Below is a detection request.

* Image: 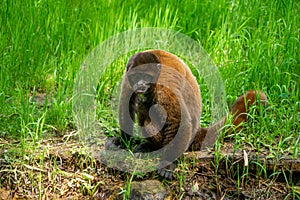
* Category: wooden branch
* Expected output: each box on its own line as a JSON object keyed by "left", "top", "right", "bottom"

{"left": 184, "top": 149, "right": 300, "bottom": 173}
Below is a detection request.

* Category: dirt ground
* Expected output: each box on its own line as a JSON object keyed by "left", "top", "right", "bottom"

{"left": 0, "top": 138, "right": 299, "bottom": 199}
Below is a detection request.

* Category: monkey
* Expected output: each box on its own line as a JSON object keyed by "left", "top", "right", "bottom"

{"left": 108, "top": 50, "right": 268, "bottom": 179}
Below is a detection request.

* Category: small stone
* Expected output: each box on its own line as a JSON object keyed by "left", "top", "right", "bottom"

{"left": 129, "top": 180, "right": 170, "bottom": 200}
{"left": 0, "top": 189, "right": 11, "bottom": 200}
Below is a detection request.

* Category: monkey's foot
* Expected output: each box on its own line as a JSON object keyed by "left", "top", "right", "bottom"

{"left": 157, "top": 162, "right": 176, "bottom": 179}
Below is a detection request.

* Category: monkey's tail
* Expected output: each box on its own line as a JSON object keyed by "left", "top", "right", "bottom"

{"left": 189, "top": 90, "right": 268, "bottom": 151}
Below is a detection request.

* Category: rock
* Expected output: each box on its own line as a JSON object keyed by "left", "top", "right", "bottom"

{"left": 0, "top": 189, "right": 11, "bottom": 200}
{"left": 129, "top": 180, "right": 170, "bottom": 200}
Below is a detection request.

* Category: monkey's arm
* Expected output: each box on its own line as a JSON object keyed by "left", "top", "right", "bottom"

{"left": 117, "top": 78, "right": 136, "bottom": 145}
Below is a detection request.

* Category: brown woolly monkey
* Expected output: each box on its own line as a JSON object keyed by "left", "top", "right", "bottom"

{"left": 110, "top": 49, "right": 267, "bottom": 179}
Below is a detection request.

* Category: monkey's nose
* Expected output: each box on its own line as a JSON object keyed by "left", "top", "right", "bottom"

{"left": 133, "top": 81, "right": 149, "bottom": 94}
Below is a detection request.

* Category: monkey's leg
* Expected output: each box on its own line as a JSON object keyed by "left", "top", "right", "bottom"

{"left": 158, "top": 102, "right": 192, "bottom": 179}
{"left": 189, "top": 117, "right": 226, "bottom": 151}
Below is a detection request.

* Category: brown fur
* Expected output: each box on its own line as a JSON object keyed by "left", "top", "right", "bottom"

{"left": 230, "top": 90, "right": 268, "bottom": 132}
{"left": 115, "top": 50, "right": 268, "bottom": 178}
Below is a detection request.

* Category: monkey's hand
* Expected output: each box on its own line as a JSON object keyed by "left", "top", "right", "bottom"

{"left": 105, "top": 137, "right": 123, "bottom": 150}
{"left": 133, "top": 141, "right": 159, "bottom": 153}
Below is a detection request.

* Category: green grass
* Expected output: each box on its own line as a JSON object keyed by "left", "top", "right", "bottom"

{"left": 0, "top": 0, "right": 299, "bottom": 199}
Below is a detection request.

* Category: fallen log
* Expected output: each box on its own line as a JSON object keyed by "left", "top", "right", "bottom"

{"left": 184, "top": 149, "right": 300, "bottom": 173}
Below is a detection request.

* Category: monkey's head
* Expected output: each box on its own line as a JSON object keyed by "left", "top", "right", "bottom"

{"left": 126, "top": 52, "right": 161, "bottom": 94}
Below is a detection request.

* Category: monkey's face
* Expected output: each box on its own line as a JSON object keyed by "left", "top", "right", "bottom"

{"left": 126, "top": 64, "right": 161, "bottom": 94}
{"left": 128, "top": 73, "right": 153, "bottom": 94}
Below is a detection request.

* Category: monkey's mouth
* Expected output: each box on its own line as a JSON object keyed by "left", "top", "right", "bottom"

{"left": 133, "top": 83, "right": 150, "bottom": 94}
{"left": 135, "top": 88, "right": 148, "bottom": 94}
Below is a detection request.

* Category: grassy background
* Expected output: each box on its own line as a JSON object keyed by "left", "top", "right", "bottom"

{"left": 1, "top": 0, "right": 298, "bottom": 148}
{"left": 0, "top": 0, "right": 299, "bottom": 197}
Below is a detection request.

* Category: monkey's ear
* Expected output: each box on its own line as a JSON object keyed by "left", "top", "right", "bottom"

{"left": 126, "top": 51, "right": 160, "bottom": 71}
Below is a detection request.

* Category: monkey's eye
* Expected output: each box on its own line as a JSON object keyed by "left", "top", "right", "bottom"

{"left": 142, "top": 74, "right": 153, "bottom": 83}
{"left": 128, "top": 73, "right": 153, "bottom": 85}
